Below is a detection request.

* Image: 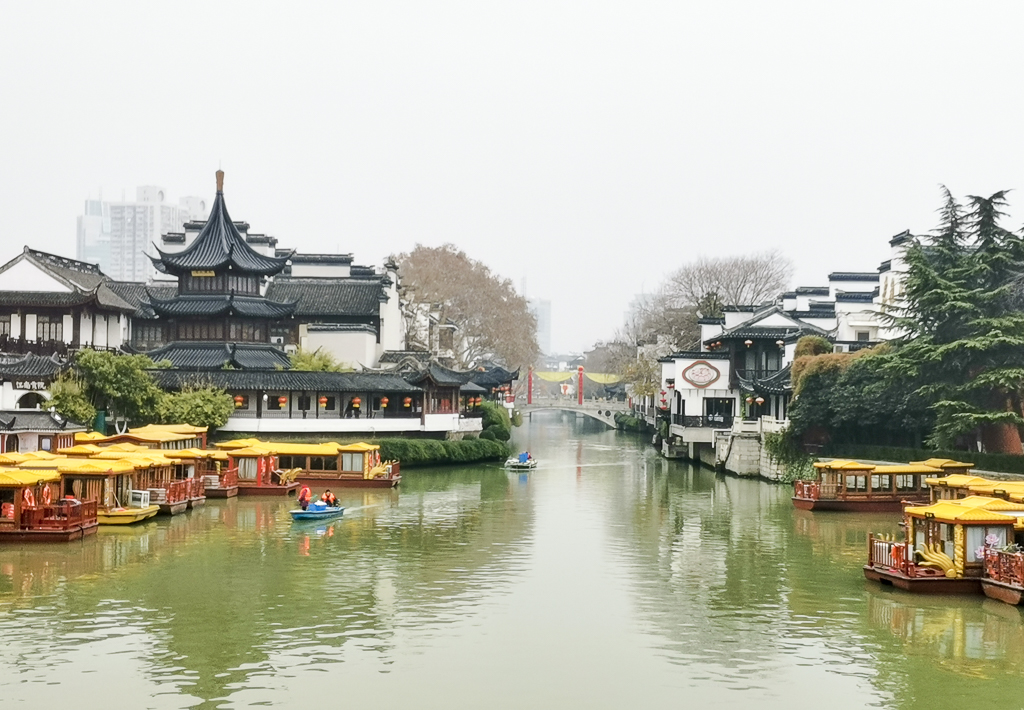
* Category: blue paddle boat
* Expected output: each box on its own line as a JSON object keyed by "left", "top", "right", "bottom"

{"left": 290, "top": 500, "right": 345, "bottom": 521}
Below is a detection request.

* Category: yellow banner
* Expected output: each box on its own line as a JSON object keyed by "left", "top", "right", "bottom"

{"left": 533, "top": 372, "right": 621, "bottom": 384}
{"left": 535, "top": 371, "right": 575, "bottom": 382}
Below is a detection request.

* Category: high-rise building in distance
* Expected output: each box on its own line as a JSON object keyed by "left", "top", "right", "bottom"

{"left": 76, "top": 187, "right": 208, "bottom": 281}
{"left": 528, "top": 298, "right": 552, "bottom": 355}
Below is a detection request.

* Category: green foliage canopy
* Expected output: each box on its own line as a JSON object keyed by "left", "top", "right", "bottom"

{"left": 158, "top": 386, "right": 235, "bottom": 429}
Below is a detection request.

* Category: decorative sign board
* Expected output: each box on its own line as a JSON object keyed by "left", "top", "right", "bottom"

{"left": 680, "top": 361, "right": 721, "bottom": 389}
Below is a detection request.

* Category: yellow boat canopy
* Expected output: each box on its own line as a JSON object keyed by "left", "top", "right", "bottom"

{"left": 130, "top": 424, "right": 208, "bottom": 435}
{"left": 17, "top": 457, "right": 70, "bottom": 469}
{"left": 966, "top": 481, "right": 1024, "bottom": 496}
{"left": 94, "top": 430, "right": 194, "bottom": 444}
{"left": 904, "top": 501, "right": 1019, "bottom": 523}
{"left": 58, "top": 444, "right": 106, "bottom": 456}
{"left": 911, "top": 458, "right": 975, "bottom": 470}
{"left": 336, "top": 442, "right": 380, "bottom": 452}
{"left": 924, "top": 474, "right": 990, "bottom": 488}
{"left": 813, "top": 459, "right": 876, "bottom": 471}
{"left": 955, "top": 495, "right": 1024, "bottom": 511}
{"left": 56, "top": 459, "right": 135, "bottom": 475}
{"left": 215, "top": 438, "right": 263, "bottom": 449}
{"left": 75, "top": 431, "right": 109, "bottom": 442}
{"left": 0, "top": 469, "right": 61, "bottom": 487}
{"left": 162, "top": 448, "right": 230, "bottom": 461}
{"left": 224, "top": 446, "right": 275, "bottom": 457}
{"left": 872, "top": 464, "right": 942, "bottom": 474}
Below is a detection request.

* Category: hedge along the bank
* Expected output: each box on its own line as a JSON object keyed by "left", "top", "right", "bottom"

{"left": 824, "top": 444, "right": 1024, "bottom": 475}
{"left": 377, "top": 438, "right": 510, "bottom": 467}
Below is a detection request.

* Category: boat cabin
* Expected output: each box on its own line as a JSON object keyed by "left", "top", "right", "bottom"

{"left": 222, "top": 446, "right": 301, "bottom": 497}
{"left": 163, "top": 448, "right": 233, "bottom": 499}
{"left": 0, "top": 469, "right": 98, "bottom": 542}
{"left": 865, "top": 497, "right": 1024, "bottom": 595}
{"left": 925, "top": 472, "right": 989, "bottom": 502}
{"left": 793, "top": 460, "right": 933, "bottom": 512}
{"left": 56, "top": 459, "right": 159, "bottom": 525}
{"left": 217, "top": 439, "right": 400, "bottom": 489}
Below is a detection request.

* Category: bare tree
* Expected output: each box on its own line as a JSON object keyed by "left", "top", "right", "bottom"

{"left": 660, "top": 250, "right": 793, "bottom": 313}
{"left": 396, "top": 244, "right": 539, "bottom": 369}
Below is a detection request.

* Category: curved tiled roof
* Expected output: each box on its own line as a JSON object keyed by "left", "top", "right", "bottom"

{"left": 151, "top": 174, "right": 290, "bottom": 276}
{"left": 265, "top": 278, "right": 384, "bottom": 317}
{"left": 0, "top": 353, "right": 63, "bottom": 378}
{"left": 147, "top": 293, "right": 296, "bottom": 319}
{"left": 738, "top": 364, "right": 792, "bottom": 395}
{"left": 151, "top": 368, "right": 422, "bottom": 393}
{"left": 107, "top": 281, "right": 177, "bottom": 318}
{"left": 146, "top": 342, "right": 292, "bottom": 370}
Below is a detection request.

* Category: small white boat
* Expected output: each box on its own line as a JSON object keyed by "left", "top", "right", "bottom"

{"left": 504, "top": 456, "right": 537, "bottom": 470}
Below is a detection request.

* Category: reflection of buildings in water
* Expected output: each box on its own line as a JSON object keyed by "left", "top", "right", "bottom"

{"left": 0, "top": 472, "right": 534, "bottom": 706}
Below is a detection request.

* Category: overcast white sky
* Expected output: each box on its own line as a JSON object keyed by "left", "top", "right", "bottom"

{"left": 2, "top": 1, "right": 1022, "bottom": 353}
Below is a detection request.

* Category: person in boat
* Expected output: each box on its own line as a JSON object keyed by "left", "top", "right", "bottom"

{"left": 321, "top": 490, "right": 337, "bottom": 508}
{"left": 298, "top": 485, "right": 312, "bottom": 511}
{"left": 518, "top": 452, "right": 529, "bottom": 464}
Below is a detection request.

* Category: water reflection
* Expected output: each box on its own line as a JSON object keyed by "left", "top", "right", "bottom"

{"left": 2, "top": 418, "right": 1024, "bottom": 709}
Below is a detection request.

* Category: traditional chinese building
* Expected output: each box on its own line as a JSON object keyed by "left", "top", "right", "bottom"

{"left": 140, "top": 171, "right": 297, "bottom": 370}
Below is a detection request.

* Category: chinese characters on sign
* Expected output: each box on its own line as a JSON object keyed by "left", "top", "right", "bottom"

{"left": 680, "top": 361, "right": 721, "bottom": 389}
{"left": 13, "top": 380, "right": 47, "bottom": 390}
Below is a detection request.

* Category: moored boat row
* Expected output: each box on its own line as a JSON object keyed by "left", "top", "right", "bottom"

{"left": 0, "top": 424, "right": 402, "bottom": 542}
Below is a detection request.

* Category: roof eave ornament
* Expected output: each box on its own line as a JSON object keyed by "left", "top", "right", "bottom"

{"left": 216, "top": 169, "right": 225, "bottom": 194}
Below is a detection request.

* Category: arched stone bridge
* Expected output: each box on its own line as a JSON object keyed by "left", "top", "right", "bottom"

{"left": 519, "top": 400, "right": 627, "bottom": 428}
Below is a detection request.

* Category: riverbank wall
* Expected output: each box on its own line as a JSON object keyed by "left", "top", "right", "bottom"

{"left": 658, "top": 417, "right": 789, "bottom": 483}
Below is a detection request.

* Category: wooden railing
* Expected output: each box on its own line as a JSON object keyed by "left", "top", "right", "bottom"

{"left": 985, "top": 549, "right": 1024, "bottom": 587}
{"left": 20, "top": 500, "right": 98, "bottom": 530}
{"left": 189, "top": 476, "right": 205, "bottom": 499}
{"left": 794, "top": 480, "right": 819, "bottom": 500}
{"left": 867, "top": 534, "right": 910, "bottom": 575}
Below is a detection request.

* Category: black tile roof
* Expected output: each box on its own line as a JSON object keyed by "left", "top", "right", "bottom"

{"left": 890, "top": 230, "right": 912, "bottom": 246}
{"left": 107, "top": 281, "right": 176, "bottom": 319}
{"left": 148, "top": 293, "right": 297, "bottom": 319}
{"left": 152, "top": 174, "right": 290, "bottom": 276}
{"left": 265, "top": 278, "right": 385, "bottom": 317}
{"left": 739, "top": 364, "right": 792, "bottom": 395}
{"left": 828, "top": 272, "right": 879, "bottom": 282}
{"left": 406, "top": 363, "right": 471, "bottom": 387}
{"left": 151, "top": 368, "right": 422, "bottom": 393}
{"left": 0, "top": 410, "right": 86, "bottom": 432}
{"left": 147, "top": 342, "right": 292, "bottom": 370}
{"left": 470, "top": 365, "right": 519, "bottom": 388}
{"left": 306, "top": 323, "right": 378, "bottom": 334}
{"left": 795, "top": 286, "right": 830, "bottom": 295}
{"left": 878, "top": 260, "right": 892, "bottom": 273}
{"left": 697, "top": 317, "right": 726, "bottom": 325}
{"left": 835, "top": 292, "right": 875, "bottom": 303}
{"left": 377, "top": 350, "right": 431, "bottom": 364}
{"left": 289, "top": 253, "right": 354, "bottom": 264}
{"left": 0, "top": 248, "right": 135, "bottom": 312}
{"left": 658, "top": 351, "right": 732, "bottom": 362}
{"left": 0, "top": 353, "right": 63, "bottom": 378}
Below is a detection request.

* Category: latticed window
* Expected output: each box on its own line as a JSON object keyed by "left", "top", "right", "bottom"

{"left": 36, "top": 315, "right": 62, "bottom": 341}
{"left": 0, "top": 315, "right": 10, "bottom": 337}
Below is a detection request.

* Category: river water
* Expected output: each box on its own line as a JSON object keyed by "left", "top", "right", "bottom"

{"left": 1, "top": 415, "right": 1023, "bottom": 708}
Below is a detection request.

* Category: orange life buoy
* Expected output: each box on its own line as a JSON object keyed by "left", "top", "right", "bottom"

{"left": 22, "top": 488, "right": 35, "bottom": 508}
{"left": 41, "top": 486, "right": 52, "bottom": 505}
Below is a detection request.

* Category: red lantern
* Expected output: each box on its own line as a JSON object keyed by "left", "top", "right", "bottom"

{"left": 351, "top": 397, "right": 361, "bottom": 408}
{"left": 381, "top": 397, "right": 389, "bottom": 407}
{"left": 318, "top": 396, "right": 328, "bottom": 407}
{"left": 745, "top": 396, "right": 753, "bottom": 404}
{"left": 233, "top": 395, "right": 244, "bottom": 408}
{"left": 755, "top": 396, "right": 765, "bottom": 405}
{"left": 403, "top": 397, "right": 412, "bottom": 408}
{"left": 277, "top": 396, "right": 287, "bottom": 406}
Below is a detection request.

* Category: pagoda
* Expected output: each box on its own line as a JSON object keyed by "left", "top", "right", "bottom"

{"left": 144, "top": 171, "right": 297, "bottom": 369}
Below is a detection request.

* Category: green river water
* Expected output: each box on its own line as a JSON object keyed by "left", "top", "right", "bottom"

{"left": 1, "top": 415, "right": 1023, "bottom": 708}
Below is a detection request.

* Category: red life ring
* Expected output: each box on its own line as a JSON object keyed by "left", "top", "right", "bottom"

{"left": 41, "top": 486, "right": 52, "bottom": 505}
{"left": 22, "top": 488, "right": 35, "bottom": 508}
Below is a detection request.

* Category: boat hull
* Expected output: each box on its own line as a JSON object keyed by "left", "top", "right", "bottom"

{"left": 157, "top": 501, "right": 189, "bottom": 516}
{"left": 237, "top": 481, "right": 301, "bottom": 497}
{"left": 290, "top": 507, "right": 345, "bottom": 521}
{"left": 97, "top": 505, "right": 160, "bottom": 525}
{"left": 296, "top": 475, "right": 400, "bottom": 489}
{"left": 863, "top": 565, "right": 983, "bottom": 595}
{"left": 205, "top": 486, "right": 238, "bottom": 499}
{"left": 188, "top": 496, "right": 206, "bottom": 508}
{"left": 0, "top": 522, "right": 98, "bottom": 543}
{"left": 793, "top": 496, "right": 924, "bottom": 513}
{"left": 981, "top": 579, "right": 1024, "bottom": 605}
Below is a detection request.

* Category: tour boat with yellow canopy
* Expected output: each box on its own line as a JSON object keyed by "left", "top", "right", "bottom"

{"left": 217, "top": 439, "right": 400, "bottom": 489}
{"left": 163, "top": 448, "right": 234, "bottom": 501}
{"left": 793, "top": 460, "right": 936, "bottom": 512}
{"left": 0, "top": 468, "right": 98, "bottom": 542}
{"left": 56, "top": 459, "right": 160, "bottom": 525}
{"left": 864, "top": 496, "right": 1024, "bottom": 595}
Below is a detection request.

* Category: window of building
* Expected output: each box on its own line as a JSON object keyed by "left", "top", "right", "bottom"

{"left": 0, "top": 315, "right": 10, "bottom": 337}
{"left": 268, "top": 395, "right": 285, "bottom": 411}
{"left": 36, "top": 315, "right": 62, "bottom": 342}
{"left": 297, "top": 395, "right": 311, "bottom": 411}
{"left": 321, "top": 396, "right": 336, "bottom": 411}
{"left": 856, "top": 331, "right": 871, "bottom": 342}
{"left": 38, "top": 436, "right": 53, "bottom": 452}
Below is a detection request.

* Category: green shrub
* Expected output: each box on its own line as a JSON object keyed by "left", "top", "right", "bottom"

{"left": 479, "top": 429, "right": 497, "bottom": 441}
{"left": 376, "top": 437, "right": 510, "bottom": 467}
